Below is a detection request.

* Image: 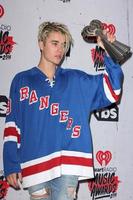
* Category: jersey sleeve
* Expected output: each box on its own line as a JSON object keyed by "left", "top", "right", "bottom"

{"left": 80, "top": 55, "right": 124, "bottom": 112}
{"left": 3, "top": 75, "right": 21, "bottom": 177}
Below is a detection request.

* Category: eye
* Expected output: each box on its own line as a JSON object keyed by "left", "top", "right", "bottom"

{"left": 52, "top": 42, "right": 58, "bottom": 46}
{"left": 63, "top": 43, "right": 67, "bottom": 49}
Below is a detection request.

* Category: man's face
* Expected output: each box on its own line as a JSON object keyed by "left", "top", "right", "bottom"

{"left": 39, "top": 31, "right": 67, "bottom": 66}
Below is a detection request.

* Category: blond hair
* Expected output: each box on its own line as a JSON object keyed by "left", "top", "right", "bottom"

{"left": 38, "top": 21, "right": 73, "bottom": 53}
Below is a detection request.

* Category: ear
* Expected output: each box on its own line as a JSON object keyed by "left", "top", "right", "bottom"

{"left": 38, "top": 41, "right": 44, "bottom": 51}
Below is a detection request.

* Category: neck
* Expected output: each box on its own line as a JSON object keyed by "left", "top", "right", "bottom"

{"left": 38, "top": 59, "right": 56, "bottom": 80}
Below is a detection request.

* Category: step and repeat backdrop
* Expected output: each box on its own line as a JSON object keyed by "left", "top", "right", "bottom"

{"left": 0, "top": 0, "right": 133, "bottom": 200}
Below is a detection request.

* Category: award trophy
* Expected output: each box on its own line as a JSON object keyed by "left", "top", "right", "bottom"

{"left": 81, "top": 19, "right": 132, "bottom": 65}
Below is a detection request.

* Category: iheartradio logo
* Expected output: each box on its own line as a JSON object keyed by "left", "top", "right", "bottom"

{"left": 102, "top": 23, "right": 116, "bottom": 35}
{"left": 96, "top": 151, "right": 112, "bottom": 166}
{"left": 0, "top": 5, "right": 4, "bottom": 18}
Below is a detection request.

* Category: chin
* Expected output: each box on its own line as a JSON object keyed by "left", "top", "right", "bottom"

{"left": 54, "top": 60, "right": 62, "bottom": 66}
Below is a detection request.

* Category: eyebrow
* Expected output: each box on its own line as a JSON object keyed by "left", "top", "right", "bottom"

{"left": 51, "top": 40, "right": 66, "bottom": 44}
{"left": 51, "top": 40, "right": 59, "bottom": 43}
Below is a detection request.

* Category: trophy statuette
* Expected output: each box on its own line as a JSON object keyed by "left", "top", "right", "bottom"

{"left": 81, "top": 19, "right": 132, "bottom": 65}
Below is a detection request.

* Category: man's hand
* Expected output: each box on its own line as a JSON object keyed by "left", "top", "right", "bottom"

{"left": 6, "top": 172, "right": 22, "bottom": 189}
{"left": 97, "top": 31, "right": 116, "bottom": 51}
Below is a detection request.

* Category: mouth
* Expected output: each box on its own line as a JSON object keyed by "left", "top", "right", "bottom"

{"left": 55, "top": 55, "right": 62, "bottom": 60}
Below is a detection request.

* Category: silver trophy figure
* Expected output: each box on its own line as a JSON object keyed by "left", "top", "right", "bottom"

{"left": 81, "top": 19, "right": 132, "bottom": 65}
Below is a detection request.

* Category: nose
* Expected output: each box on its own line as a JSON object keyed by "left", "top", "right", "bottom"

{"left": 58, "top": 44, "right": 65, "bottom": 53}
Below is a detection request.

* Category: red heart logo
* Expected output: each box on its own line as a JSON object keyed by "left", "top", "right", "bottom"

{"left": 102, "top": 23, "right": 116, "bottom": 35}
{"left": 96, "top": 151, "right": 112, "bottom": 166}
{"left": 0, "top": 5, "right": 4, "bottom": 18}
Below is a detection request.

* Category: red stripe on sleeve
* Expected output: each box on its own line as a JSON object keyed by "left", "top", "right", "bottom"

{"left": 104, "top": 74, "right": 120, "bottom": 102}
{"left": 4, "top": 127, "right": 20, "bottom": 143}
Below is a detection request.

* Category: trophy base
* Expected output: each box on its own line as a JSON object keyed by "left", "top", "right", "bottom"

{"left": 118, "top": 51, "right": 132, "bottom": 65}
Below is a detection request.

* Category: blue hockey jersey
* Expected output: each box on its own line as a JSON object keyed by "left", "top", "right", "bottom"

{"left": 3, "top": 56, "right": 123, "bottom": 188}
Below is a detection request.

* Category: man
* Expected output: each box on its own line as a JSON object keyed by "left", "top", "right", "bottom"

{"left": 3, "top": 21, "right": 123, "bottom": 200}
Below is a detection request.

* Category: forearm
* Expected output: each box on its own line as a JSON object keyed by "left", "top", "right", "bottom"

{"left": 103, "top": 55, "right": 124, "bottom": 103}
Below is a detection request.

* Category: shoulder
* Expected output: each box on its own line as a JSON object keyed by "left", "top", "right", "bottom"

{"left": 12, "top": 67, "right": 36, "bottom": 82}
{"left": 61, "top": 67, "right": 89, "bottom": 78}
{"left": 10, "top": 67, "right": 36, "bottom": 89}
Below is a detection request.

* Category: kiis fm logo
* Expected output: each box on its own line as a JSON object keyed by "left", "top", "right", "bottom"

{"left": 0, "top": 5, "right": 4, "bottom": 18}
{"left": 0, "top": 24, "right": 16, "bottom": 60}
{"left": 88, "top": 150, "right": 120, "bottom": 200}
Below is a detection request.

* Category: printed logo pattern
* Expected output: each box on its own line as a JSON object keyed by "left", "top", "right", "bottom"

{"left": 0, "top": 5, "right": 4, "bottom": 18}
{"left": 88, "top": 150, "right": 120, "bottom": 200}
{"left": 96, "top": 150, "right": 112, "bottom": 166}
{"left": 102, "top": 23, "right": 116, "bottom": 35}
{"left": 0, "top": 176, "right": 9, "bottom": 199}
{"left": 94, "top": 103, "right": 119, "bottom": 122}
{"left": 0, "top": 25, "right": 16, "bottom": 60}
{"left": 0, "top": 95, "right": 8, "bottom": 117}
